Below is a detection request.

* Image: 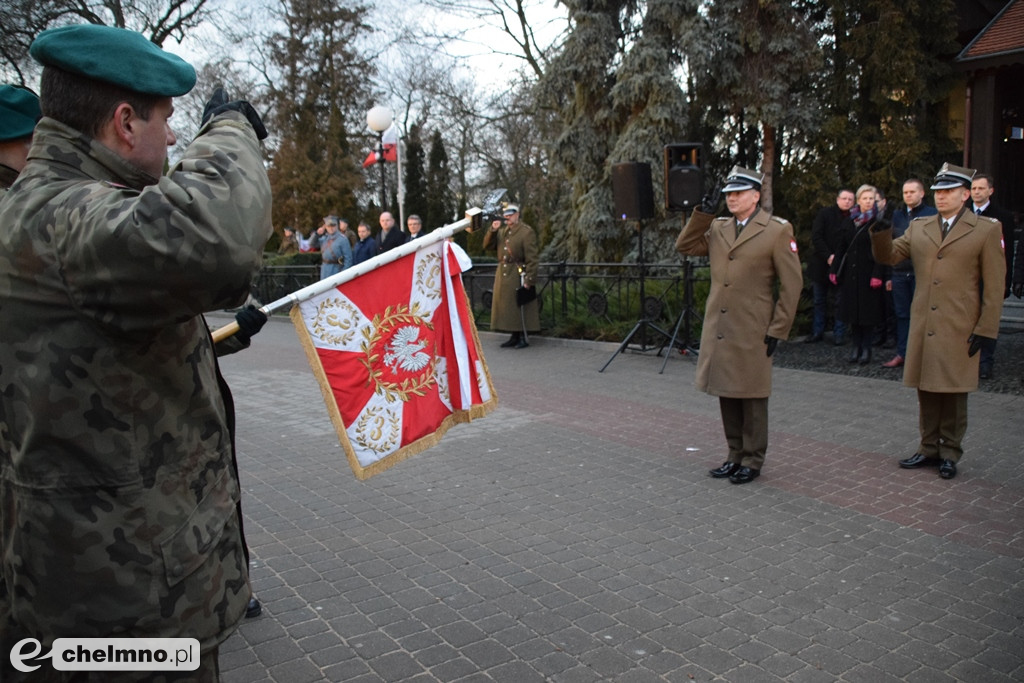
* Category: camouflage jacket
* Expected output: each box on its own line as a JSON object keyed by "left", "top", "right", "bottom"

{"left": 0, "top": 114, "right": 272, "bottom": 651}
{"left": 0, "top": 163, "right": 17, "bottom": 192}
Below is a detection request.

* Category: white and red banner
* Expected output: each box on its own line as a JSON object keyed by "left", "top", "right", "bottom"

{"left": 362, "top": 124, "right": 399, "bottom": 168}
{"left": 291, "top": 239, "right": 497, "bottom": 479}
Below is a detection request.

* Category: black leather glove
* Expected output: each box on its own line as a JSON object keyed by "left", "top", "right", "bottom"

{"left": 235, "top": 305, "right": 268, "bottom": 343}
{"left": 1014, "top": 282, "right": 1024, "bottom": 299}
{"left": 765, "top": 335, "right": 779, "bottom": 357}
{"left": 700, "top": 182, "right": 722, "bottom": 214}
{"left": 201, "top": 87, "right": 268, "bottom": 140}
{"left": 871, "top": 215, "right": 891, "bottom": 233}
{"left": 967, "top": 334, "right": 991, "bottom": 357}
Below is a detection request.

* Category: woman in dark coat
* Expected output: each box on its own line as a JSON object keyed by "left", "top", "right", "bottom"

{"left": 830, "top": 185, "right": 886, "bottom": 364}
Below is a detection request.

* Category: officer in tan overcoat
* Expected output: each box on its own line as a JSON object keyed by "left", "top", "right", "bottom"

{"left": 870, "top": 163, "right": 1005, "bottom": 480}
{"left": 482, "top": 204, "right": 540, "bottom": 348}
{"left": 676, "top": 166, "right": 803, "bottom": 484}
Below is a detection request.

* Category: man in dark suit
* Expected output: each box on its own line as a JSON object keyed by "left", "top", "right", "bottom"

{"left": 807, "top": 189, "right": 854, "bottom": 344}
{"left": 970, "top": 173, "right": 1016, "bottom": 379}
{"left": 377, "top": 210, "right": 405, "bottom": 253}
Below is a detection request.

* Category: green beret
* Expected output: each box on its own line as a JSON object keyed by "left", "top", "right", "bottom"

{"left": 0, "top": 85, "right": 41, "bottom": 141}
{"left": 30, "top": 24, "right": 196, "bottom": 97}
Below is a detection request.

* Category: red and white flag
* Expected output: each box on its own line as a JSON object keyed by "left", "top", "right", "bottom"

{"left": 291, "top": 239, "right": 497, "bottom": 479}
{"left": 362, "top": 123, "right": 399, "bottom": 168}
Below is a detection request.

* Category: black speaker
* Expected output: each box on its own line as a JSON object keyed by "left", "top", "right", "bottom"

{"left": 664, "top": 143, "right": 703, "bottom": 211}
{"left": 611, "top": 162, "right": 655, "bottom": 220}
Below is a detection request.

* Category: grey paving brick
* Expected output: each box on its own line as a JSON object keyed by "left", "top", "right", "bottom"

{"left": 214, "top": 325, "right": 1024, "bottom": 682}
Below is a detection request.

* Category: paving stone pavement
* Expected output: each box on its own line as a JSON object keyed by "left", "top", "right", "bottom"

{"left": 213, "top": 314, "right": 1024, "bottom": 682}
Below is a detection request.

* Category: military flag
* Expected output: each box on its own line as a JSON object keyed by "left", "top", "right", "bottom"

{"left": 290, "top": 236, "right": 497, "bottom": 479}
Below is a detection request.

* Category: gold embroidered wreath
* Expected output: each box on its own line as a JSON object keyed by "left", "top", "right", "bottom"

{"left": 359, "top": 303, "right": 438, "bottom": 403}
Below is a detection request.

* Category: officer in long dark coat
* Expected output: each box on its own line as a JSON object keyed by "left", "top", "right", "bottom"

{"left": 482, "top": 204, "right": 540, "bottom": 348}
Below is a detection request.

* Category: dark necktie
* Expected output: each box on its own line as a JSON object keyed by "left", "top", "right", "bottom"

{"left": 942, "top": 220, "right": 951, "bottom": 238}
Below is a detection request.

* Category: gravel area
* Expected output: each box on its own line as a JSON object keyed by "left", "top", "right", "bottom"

{"left": 772, "top": 326, "right": 1024, "bottom": 396}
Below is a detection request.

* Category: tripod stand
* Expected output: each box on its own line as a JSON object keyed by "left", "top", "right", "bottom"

{"left": 659, "top": 255, "right": 702, "bottom": 373}
{"left": 599, "top": 220, "right": 673, "bottom": 372}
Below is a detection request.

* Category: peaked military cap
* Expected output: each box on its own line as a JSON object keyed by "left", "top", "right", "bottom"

{"left": 30, "top": 24, "right": 196, "bottom": 97}
{"left": 930, "top": 162, "right": 975, "bottom": 190}
{"left": 503, "top": 204, "right": 520, "bottom": 215}
{"left": 722, "top": 165, "right": 763, "bottom": 193}
{"left": 0, "top": 85, "right": 41, "bottom": 141}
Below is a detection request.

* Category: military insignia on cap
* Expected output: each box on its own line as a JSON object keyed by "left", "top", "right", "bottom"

{"left": 722, "top": 165, "right": 764, "bottom": 193}
{"left": 929, "top": 162, "right": 975, "bottom": 191}
{"left": 30, "top": 24, "right": 196, "bottom": 97}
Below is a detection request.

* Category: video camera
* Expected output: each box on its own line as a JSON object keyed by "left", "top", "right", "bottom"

{"left": 471, "top": 188, "right": 509, "bottom": 232}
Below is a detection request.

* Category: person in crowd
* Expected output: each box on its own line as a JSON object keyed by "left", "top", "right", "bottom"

{"left": 0, "top": 24, "right": 271, "bottom": 679}
{"left": 353, "top": 220, "right": 377, "bottom": 265}
{"left": 871, "top": 163, "right": 1005, "bottom": 480}
{"left": 675, "top": 166, "right": 802, "bottom": 485}
{"left": 830, "top": 185, "right": 886, "bottom": 365}
{"left": 881, "top": 179, "right": 937, "bottom": 369}
{"left": 407, "top": 213, "right": 425, "bottom": 240}
{"left": 319, "top": 214, "right": 352, "bottom": 280}
{"left": 377, "top": 210, "right": 405, "bottom": 253}
{"left": 338, "top": 216, "right": 357, "bottom": 249}
{"left": 970, "top": 173, "right": 1016, "bottom": 379}
{"left": 807, "top": 189, "right": 854, "bottom": 344}
{"left": 277, "top": 225, "right": 299, "bottom": 256}
{"left": 482, "top": 204, "right": 540, "bottom": 349}
{"left": 0, "top": 84, "right": 41, "bottom": 191}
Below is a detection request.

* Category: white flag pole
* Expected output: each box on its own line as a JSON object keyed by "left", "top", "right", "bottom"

{"left": 212, "top": 207, "right": 482, "bottom": 343}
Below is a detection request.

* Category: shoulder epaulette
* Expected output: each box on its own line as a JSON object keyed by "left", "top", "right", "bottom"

{"left": 770, "top": 216, "right": 789, "bottom": 225}
{"left": 910, "top": 215, "right": 930, "bottom": 222}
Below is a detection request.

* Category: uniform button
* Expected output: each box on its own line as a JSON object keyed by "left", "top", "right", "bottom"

{"left": 729, "top": 255, "right": 735, "bottom": 260}
{"left": 171, "top": 564, "right": 183, "bottom": 578}
{"left": 931, "top": 305, "right": 937, "bottom": 310}
{"left": 720, "top": 308, "right": 727, "bottom": 313}
{"left": 937, "top": 254, "right": 943, "bottom": 259}
{"left": 724, "top": 282, "right": 730, "bottom": 286}
{"left": 927, "top": 331, "right": 935, "bottom": 336}
{"left": 717, "top": 334, "right": 724, "bottom": 339}
{"left": 933, "top": 280, "right": 939, "bottom": 285}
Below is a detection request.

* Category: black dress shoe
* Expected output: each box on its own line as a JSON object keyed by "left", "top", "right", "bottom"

{"left": 729, "top": 466, "right": 760, "bottom": 484}
{"left": 709, "top": 462, "right": 740, "bottom": 478}
{"left": 858, "top": 347, "right": 871, "bottom": 365}
{"left": 849, "top": 346, "right": 860, "bottom": 363}
{"left": 514, "top": 339, "right": 529, "bottom": 349}
{"left": 500, "top": 335, "right": 519, "bottom": 348}
{"left": 899, "top": 453, "right": 940, "bottom": 469}
{"left": 804, "top": 333, "right": 823, "bottom": 344}
{"left": 939, "top": 460, "right": 957, "bottom": 479}
{"left": 245, "top": 597, "right": 262, "bottom": 619}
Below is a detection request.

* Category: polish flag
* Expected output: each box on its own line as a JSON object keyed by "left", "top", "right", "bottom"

{"left": 291, "top": 238, "right": 497, "bottom": 479}
{"left": 362, "top": 124, "right": 399, "bottom": 168}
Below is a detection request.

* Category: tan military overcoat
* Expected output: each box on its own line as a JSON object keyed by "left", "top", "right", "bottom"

{"left": 482, "top": 221, "right": 541, "bottom": 332}
{"left": 871, "top": 210, "right": 1005, "bottom": 392}
{"left": 676, "top": 209, "right": 802, "bottom": 398}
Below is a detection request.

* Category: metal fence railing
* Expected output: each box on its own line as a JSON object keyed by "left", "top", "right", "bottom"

{"left": 250, "top": 258, "right": 714, "bottom": 338}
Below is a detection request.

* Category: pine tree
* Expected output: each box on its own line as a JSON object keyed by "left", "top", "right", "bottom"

{"left": 266, "top": 0, "right": 375, "bottom": 234}
{"left": 403, "top": 124, "right": 428, "bottom": 225}
{"left": 425, "top": 130, "right": 454, "bottom": 230}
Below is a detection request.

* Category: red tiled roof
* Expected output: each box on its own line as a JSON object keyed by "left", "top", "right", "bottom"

{"left": 959, "top": 0, "right": 1024, "bottom": 60}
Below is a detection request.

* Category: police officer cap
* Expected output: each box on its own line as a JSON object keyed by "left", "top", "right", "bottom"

{"left": 0, "top": 85, "right": 41, "bottom": 141}
{"left": 721, "top": 165, "right": 763, "bottom": 193}
{"left": 30, "top": 24, "right": 196, "bottom": 97}
{"left": 503, "top": 205, "right": 520, "bottom": 215}
{"left": 929, "top": 162, "right": 975, "bottom": 190}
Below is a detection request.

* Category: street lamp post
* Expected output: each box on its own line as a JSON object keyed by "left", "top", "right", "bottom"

{"left": 366, "top": 105, "right": 393, "bottom": 211}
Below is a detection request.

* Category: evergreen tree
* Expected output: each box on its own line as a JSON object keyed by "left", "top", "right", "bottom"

{"left": 403, "top": 123, "right": 428, "bottom": 224}
{"left": 266, "top": 0, "right": 375, "bottom": 234}
{"left": 425, "top": 130, "right": 454, "bottom": 230}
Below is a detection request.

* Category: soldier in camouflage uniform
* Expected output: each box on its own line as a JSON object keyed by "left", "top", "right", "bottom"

{"left": 0, "top": 24, "right": 271, "bottom": 681}
{"left": 0, "top": 84, "right": 41, "bottom": 192}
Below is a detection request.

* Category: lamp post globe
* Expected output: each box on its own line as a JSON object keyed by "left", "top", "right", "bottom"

{"left": 366, "top": 106, "right": 394, "bottom": 211}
